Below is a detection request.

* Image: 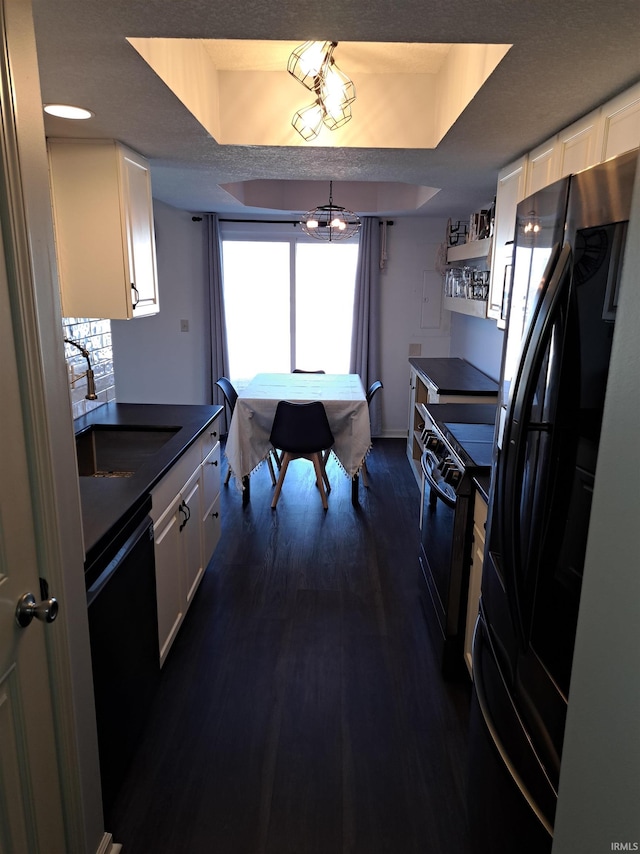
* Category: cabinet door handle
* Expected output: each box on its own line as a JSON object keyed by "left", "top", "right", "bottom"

{"left": 210, "top": 430, "right": 218, "bottom": 438}
{"left": 211, "top": 511, "right": 219, "bottom": 519}
{"left": 179, "top": 499, "right": 191, "bottom": 531}
{"left": 210, "top": 459, "right": 218, "bottom": 466}
{"left": 131, "top": 283, "right": 140, "bottom": 308}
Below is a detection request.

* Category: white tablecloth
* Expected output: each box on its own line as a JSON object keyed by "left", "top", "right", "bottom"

{"left": 225, "top": 373, "right": 371, "bottom": 482}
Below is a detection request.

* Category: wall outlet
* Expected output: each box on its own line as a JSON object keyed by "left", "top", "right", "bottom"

{"left": 409, "top": 343, "right": 421, "bottom": 357}
{"left": 180, "top": 319, "right": 189, "bottom": 332}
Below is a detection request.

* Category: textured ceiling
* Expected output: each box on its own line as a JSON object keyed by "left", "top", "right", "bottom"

{"left": 31, "top": 0, "right": 640, "bottom": 219}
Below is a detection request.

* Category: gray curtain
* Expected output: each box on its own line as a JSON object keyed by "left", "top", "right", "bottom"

{"left": 350, "top": 217, "right": 382, "bottom": 436}
{"left": 206, "top": 213, "right": 230, "bottom": 426}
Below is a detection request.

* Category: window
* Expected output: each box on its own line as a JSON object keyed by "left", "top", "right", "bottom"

{"left": 221, "top": 225, "right": 358, "bottom": 382}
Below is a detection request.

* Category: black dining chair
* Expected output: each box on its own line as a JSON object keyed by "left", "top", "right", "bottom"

{"left": 269, "top": 401, "right": 335, "bottom": 510}
{"left": 215, "top": 376, "right": 276, "bottom": 487}
{"left": 361, "top": 380, "right": 383, "bottom": 487}
{"left": 269, "top": 368, "right": 327, "bottom": 469}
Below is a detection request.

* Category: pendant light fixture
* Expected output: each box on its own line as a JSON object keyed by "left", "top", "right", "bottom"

{"left": 301, "top": 181, "right": 361, "bottom": 242}
{"left": 288, "top": 41, "right": 356, "bottom": 142}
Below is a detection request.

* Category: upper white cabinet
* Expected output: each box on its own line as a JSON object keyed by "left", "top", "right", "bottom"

{"left": 487, "top": 156, "right": 528, "bottom": 328}
{"left": 599, "top": 81, "right": 640, "bottom": 161}
{"left": 487, "top": 82, "right": 639, "bottom": 329}
{"left": 555, "top": 109, "right": 603, "bottom": 178}
{"left": 525, "top": 139, "right": 557, "bottom": 197}
{"left": 48, "top": 139, "right": 159, "bottom": 319}
{"left": 525, "top": 110, "right": 603, "bottom": 198}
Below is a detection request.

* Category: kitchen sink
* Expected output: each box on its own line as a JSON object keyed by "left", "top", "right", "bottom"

{"left": 75, "top": 424, "right": 180, "bottom": 477}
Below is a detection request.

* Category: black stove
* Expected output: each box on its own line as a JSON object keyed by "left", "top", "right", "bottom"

{"left": 418, "top": 402, "right": 496, "bottom": 484}
{"left": 441, "top": 421, "right": 495, "bottom": 470}
{"left": 418, "top": 405, "right": 496, "bottom": 680}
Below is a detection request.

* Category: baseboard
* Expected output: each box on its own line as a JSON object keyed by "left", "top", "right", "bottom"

{"left": 375, "top": 430, "right": 407, "bottom": 440}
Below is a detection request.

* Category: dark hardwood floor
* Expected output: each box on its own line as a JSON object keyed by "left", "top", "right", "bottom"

{"left": 108, "top": 439, "right": 472, "bottom": 854}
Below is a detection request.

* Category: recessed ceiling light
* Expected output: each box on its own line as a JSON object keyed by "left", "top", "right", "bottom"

{"left": 43, "top": 104, "right": 94, "bottom": 120}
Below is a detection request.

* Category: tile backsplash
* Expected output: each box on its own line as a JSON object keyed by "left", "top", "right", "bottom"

{"left": 62, "top": 318, "right": 116, "bottom": 420}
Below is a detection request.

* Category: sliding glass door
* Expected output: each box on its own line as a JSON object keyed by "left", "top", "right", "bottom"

{"left": 221, "top": 226, "right": 358, "bottom": 382}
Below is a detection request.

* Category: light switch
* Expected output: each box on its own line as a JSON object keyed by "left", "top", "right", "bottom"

{"left": 180, "top": 319, "right": 189, "bottom": 332}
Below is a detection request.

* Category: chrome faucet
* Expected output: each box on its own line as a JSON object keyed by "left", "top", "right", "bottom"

{"left": 64, "top": 338, "right": 98, "bottom": 400}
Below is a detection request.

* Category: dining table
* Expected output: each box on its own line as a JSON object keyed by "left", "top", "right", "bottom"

{"left": 224, "top": 372, "right": 372, "bottom": 504}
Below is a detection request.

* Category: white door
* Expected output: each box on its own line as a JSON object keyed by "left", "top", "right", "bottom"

{"left": 0, "top": 230, "right": 67, "bottom": 850}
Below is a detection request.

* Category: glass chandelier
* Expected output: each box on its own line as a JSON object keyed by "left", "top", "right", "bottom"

{"left": 301, "top": 181, "right": 361, "bottom": 242}
{"left": 288, "top": 41, "right": 356, "bottom": 142}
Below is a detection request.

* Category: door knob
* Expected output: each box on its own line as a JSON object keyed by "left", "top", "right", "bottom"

{"left": 15, "top": 592, "right": 59, "bottom": 628}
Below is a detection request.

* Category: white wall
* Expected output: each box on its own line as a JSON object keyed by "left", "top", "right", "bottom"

{"left": 379, "top": 217, "right": 452, "bottom": 436}
{"left": 110, "top": 206, "right": 509, "bottom": 436}
{"left": 112, "top": 200, "right": 210, "bottom": 404}
{"left": 449, "top": 311, "right": 504, "bottom": 382}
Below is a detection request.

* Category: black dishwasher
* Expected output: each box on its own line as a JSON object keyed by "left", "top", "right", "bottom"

{"left": 86, "top": 496, "right": 160, "bottom": 821}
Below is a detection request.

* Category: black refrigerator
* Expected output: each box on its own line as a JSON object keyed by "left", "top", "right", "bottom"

{"left": 467, "top": 148, "right": 638, "bottom": 854}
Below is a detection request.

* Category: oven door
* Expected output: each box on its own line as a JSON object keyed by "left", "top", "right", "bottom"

{"left": 419, "top": 450, "right": 469, "bottom": 677}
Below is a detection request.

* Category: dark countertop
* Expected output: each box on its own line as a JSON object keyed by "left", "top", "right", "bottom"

{"left": 424, "top": 402, "right": 498, "bottom": 425}
{"left": 425, "top": 403, "right": 498, "bottom": 471}
{"left": 409, "top": 357, "right": 499, "bottom": 396}
{"left": 74, "top": 402, "right": 222, "bottom": 572}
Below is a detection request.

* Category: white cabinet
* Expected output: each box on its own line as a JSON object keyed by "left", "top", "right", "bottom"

{"left": 464, "top": 489, "right": 488, "bottom": 678}
{"left": 407, "top": 366, "right": 428, "bottom": 484}
{"left": 487, "top": 156, "right": 528, "bottom": 328}
{"left": 48, "top": 139, "right": 159, "bottom": 319}
{"left": 487, "top": 84, "right": 640, "bottom": 331}
{"left": 201, "top": 443, "right": 221, "bottom": 569}
{"left": 599, "top": 81, "right": 640, "bottom": 161}
{"left": 150, "top": 419, "right": 222, "bottom": 666}
{"left": 555, "top": 109, "right": 603, "bottom": 179}
{"left": 525, "top": 110, "right": 602, "bottom": 198}
{"left": 525, "top": 138, "right": 558, "bottom": 196}
{"left": 153, "top": 492, "right": 184, "bottom": 667}
{"left": 181, "top": 467, "right": 204, "bottom": 608}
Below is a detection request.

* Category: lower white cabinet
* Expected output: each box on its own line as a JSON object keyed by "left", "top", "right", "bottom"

{"left": 180, "top": 467, "right": 205, "bottom": 608}
{"left": 153, "top": 492, "right": 184, "bottom": 667}
{"left": 464, "top": 489, "right": 488, "bottom": 678}
{"left": 150, "top": 419, "right": 221, "bottom": 666}
{"left": 201, "top": 444, "right": 221, "bottom": 567}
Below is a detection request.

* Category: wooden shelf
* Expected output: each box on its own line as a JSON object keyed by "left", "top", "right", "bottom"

{"left": 446, "top": 237, "right": 492, "bottom": 264}
{"left": 444, "top": 296, "right": 488, "bottom": 318}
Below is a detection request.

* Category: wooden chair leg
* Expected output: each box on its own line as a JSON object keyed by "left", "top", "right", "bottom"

{"left": 271, "top": 453, "right": 291, "bottom": 508}
{"left": 224, "top": 466, "right": 232, "bottom": 486}
{"left": 266, "top": 454, "right": 276, "bottom": 486}
{"left": 321, "top": 448, "right": 331, "bottom": 493}
{"left": 361, "top": 459, "right": 369, "bottom": 488}
{"left": 311, "top": 453, "right": 329, "bottom": 510}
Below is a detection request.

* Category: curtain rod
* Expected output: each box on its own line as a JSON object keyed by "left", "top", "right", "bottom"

{"left": 192, "top": 217, "right": 394, "bottom": 225}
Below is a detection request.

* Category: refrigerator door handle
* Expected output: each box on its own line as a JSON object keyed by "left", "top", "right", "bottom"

{"left": 472, "top": 613, "right": 555, "bottom": 837}
{"left": 498, "top": 242, "right": 573, "bottom": 644}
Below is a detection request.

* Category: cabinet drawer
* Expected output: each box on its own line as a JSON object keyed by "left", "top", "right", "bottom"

{"left": 150, "top": 439, "right": 201, "bottom": 522}
{"left": 202, "top": 444, "right": 221, "bottom": 511}
{"left": 200, "top": 419, "right": 222, "bottom": 461}
{"left": 202, "top": 493, "right": 221, "bottom": 568}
